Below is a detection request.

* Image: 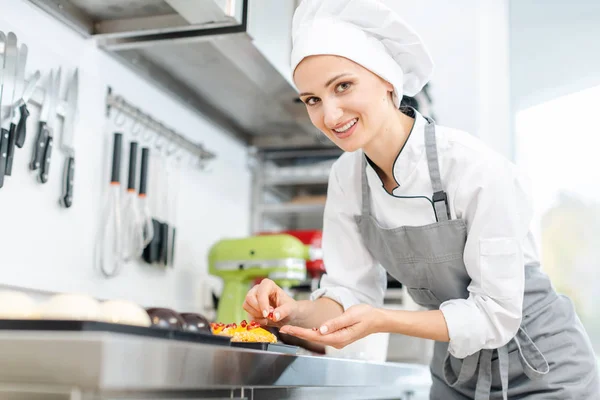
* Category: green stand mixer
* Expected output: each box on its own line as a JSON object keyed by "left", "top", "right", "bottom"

{"left": 208, "top": 234, "right": 308, "bottom": 323}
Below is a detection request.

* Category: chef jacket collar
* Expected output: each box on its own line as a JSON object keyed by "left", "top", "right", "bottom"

{"left": 363, "top": 107, "right": 427, "bottom": 193}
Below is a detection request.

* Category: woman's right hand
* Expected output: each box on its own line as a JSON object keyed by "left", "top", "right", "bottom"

{"left": 243, "top": 278, "right": 299, "bottom": 327}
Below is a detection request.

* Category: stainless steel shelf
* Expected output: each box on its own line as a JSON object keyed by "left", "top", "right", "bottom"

{"left": 260, "top": 203, "right": 325, "bottom": 214}
{"left": 0, "top": 331, "right": 432, "bottom": 399}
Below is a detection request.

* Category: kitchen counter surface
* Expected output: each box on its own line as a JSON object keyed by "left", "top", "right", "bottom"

{"left": 0, "top": 330, "right": 432, "bottom": 399}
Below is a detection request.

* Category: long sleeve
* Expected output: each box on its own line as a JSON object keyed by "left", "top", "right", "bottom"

{"left": 439, "top": 154, "right": 533, "bottom": 359}
{"left": 310, "top": 163, "right": 388, "bottom": 310}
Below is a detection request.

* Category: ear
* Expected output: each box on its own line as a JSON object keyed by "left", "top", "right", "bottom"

{"left": 384, "top": 80, "right": 395, "bottom": 93}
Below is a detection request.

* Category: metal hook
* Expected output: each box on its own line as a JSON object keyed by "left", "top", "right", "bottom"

{"left": 113, "top": 109, "right": 126, "bottom": 127}
{"left": 154, "top": 133, "right": 164, "bottom": 151}
{"left": 142, "top": 126, "right": 154, "bottom": 144}
{"left": 166, "top": 141, "right": 178, "bottom": 157}
{"left": 131, "top": 119, "right": 143, "bottom": 136}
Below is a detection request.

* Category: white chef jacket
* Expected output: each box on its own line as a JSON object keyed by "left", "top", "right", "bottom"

{"left": 311, "top": 109, "right": 539, "bottom": 359}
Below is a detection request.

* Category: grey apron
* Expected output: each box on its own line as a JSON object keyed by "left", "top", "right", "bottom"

{"left": 355, "top": 116, "right": 600, "bottom": 399}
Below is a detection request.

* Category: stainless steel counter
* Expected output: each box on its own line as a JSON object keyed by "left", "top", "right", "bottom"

{"left": 0, "top": 331, "right": 432, "bottom": 400}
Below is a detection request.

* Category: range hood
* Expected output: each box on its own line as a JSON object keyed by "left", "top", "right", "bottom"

{"left": 28, "top": 0, "right": 329, "bottom": 149}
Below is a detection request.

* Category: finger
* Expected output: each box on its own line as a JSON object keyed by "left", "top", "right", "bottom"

{"left": 272, "top": 302, "right": 295, "bottom": 323}
{"left": 244, "top": 286, "right": 260, "bottom": 312}
{"left": 257, "top": 279, "right": 277, "bottom": 318}
{"left": 242, "top": 300, "right": 262, "bottom": 319}
{"left": 319, "top": 312, "right": 357, "bottom": 335}
{"left": 280, "top": 325, "right": 352, "bottom": 348}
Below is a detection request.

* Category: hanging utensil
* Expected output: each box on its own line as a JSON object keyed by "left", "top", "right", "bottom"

{"left": 38, "top": 68, "right": 61, "bottom": 184}
{"left": 139, "top": 146, "right": 154, "bottom": 248}
{"left": 167, "top": 152, "right": 182, "bottom": 268}
{"left": 5, "top": 39, "right": 27, "bottom": 176}
{"left": 30, "top": 70, "right": 56, "bottom": 172}
{"left": 122, "top": 140, "right": 144, "bottom": 262}
{"left": 59, "top": 69, "right": 79, "bottom": 208}
{"left": 13, "top": 71, "right": 40, "bottom": 149}
{"left": 0, "top": 32, "right": 18, "bottom": 187}
{"left": 143, "top": 138, "right": 165, "bottom": 266}
{"left": 96, "top": 132, "right": 123, "bottom": 278}
{"left": 159, "top": 145, "right": 170, "bottom": 267}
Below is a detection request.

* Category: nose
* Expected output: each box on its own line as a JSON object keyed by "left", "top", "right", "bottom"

{"left": 323, "top": 101, "right": 344, "bottom": 129}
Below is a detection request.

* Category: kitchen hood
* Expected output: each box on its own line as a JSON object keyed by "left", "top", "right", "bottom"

{"left": 28, "top": 0, "right": 329, "bottom": 149}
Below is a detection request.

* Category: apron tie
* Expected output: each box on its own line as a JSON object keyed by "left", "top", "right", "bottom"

{"left": 514, "top": 327, "right": 550, "bottom": 380}
{"left": 443, "top": 327, "right": 549, "bottom": 399}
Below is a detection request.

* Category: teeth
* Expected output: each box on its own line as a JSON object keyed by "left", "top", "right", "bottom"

{"left": 334, "top": 118, "right": 358, "bottom": 133}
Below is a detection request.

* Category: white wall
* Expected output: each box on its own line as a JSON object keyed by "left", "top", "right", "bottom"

{"left": 381, "top": 1, "right": 512, "bottom": 158}
{"left": 0, "top": 0, "right": 251, "bottom": 312}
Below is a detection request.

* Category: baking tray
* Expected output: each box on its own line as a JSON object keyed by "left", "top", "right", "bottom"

{"left": 230, "top": 341, "right": 298, "bottom": 354}
{"left": 0, "top": 319, "right": 231, "bottom": 346}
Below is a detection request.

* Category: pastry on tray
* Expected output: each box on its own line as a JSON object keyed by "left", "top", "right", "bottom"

{"left": 210, "top": 320, "right": 277, "bottom": 343}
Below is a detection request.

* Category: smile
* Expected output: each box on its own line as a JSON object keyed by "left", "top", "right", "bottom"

{"left": 333, "top": 118, "right": 358, "bottom": 133}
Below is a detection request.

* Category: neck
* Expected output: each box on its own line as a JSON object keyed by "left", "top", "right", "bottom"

{"left": 363, "top": 109, "right": 415, "bottom": 185}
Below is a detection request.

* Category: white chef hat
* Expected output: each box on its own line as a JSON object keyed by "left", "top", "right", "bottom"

{"left": 291, "top": 0, "right": 434, "bottom": 107}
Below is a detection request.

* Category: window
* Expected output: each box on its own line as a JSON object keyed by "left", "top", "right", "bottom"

{"left": 515, "top": 84, "right": 600, "bottom": 355}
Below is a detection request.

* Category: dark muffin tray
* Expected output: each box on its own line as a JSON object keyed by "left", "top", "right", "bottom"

{"left": 0, "top": 319, "right": 231, "bottom": 346}
{"left": 231, "top": 341, "right": 298, "bottom": 354}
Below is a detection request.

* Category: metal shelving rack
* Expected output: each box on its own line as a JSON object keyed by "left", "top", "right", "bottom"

{"left": 249, "top": 147, "right": 342, "bottom": 234}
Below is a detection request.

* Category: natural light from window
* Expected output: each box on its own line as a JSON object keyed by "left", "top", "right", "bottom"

{"left": 515, "top": 84, "right": 600, "bottom": 356}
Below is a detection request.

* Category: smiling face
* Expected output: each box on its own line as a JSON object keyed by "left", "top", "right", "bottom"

{"left": 294, "top": 55, "right": 397, "bottom": 152}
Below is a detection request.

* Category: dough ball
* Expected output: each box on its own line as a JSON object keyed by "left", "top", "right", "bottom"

{"left": 0, "top": 290, "right": 38, "bottom": 319}
{"left": 38, "top": 293, "right": 100, "bottom": 321}
{"left": 99, "top": 300, "right": 151, "bottom": 327}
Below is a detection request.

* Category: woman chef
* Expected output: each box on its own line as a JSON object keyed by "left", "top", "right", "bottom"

{"left": 243, "top": 0, "right": 600, "bottom": 398}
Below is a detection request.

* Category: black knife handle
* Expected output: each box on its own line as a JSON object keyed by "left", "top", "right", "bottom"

{"left": 15, "top": 104, "right": 30, "bottom": 148}
{"left": 39, "top": 135, "right": 53, "bottom": 183}
{"left": 0, "top": 128, "right": 9, "bottom": 188}
{"left": 5, "top": 123, "right": 17, "bottom": 176}
{"left": 169, "top": 227, "right": 177, "bottom": 267}
{"left": 39, "top": 135, "right": 53, "bottom": 184}
{"left": 139, "top": 147, "right": 149, "bottom": 195}
{"left": 30, "top": 121, "right": 48, "bottom": 170}
{"left": 111, "top": 133, "right": 122, "bottom": 184}
{"left": 127, "top": 141, "right": 138, "bottom": 191}
{"left": 60, "top": 156, "right": 75, "bottom": 208}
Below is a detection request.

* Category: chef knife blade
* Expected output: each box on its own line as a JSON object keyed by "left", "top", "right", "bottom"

{"left": 0, "top": 32, "right": 6, "bottom": 122}
{"left": 0, "top": 32, "right": 18, "bottom": 188}
{"left": 14, "top": 70, "right": 40, "bottom": 148}
{"left": 60, "top": 69, "right": 78, "bottom": 208}
{"left": 5, "top": 41, "right": 27, "bottom": 176}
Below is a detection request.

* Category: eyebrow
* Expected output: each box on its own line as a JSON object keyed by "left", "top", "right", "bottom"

{"left": 298, "top": 73, "right": 352, "bottom": 97}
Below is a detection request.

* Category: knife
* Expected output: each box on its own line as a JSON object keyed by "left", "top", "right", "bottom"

{"left": 0, "top": 32, "right": 18, "bottom": 188}
{"left": 0, "top": 32, "right": 5, "bottom": 131}
{"left": 59, "top": 69, "right": 78, "bottom": 208}
{"left": 14, "top": 71, "right": 41, "bottom": 149}
{"left": 5, "top": 41, "right": 27, "bottom": 176}
{"left": 38, "top": 68, "right": 61, "bottom": 184}
{"left": 30, "top": 70, "right": 53, "bottom": 171}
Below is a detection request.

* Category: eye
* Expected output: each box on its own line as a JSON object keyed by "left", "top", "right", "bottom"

{"left": 335, "top": 82, "right": 352, "bottom": 93}
{"left": 304, "top": 97, "right": 320, "bottom": 106}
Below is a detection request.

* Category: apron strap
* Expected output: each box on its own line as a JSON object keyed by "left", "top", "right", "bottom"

{"left": 443, "top": 328, "right": 549, "bottom": 399}
{"left": 423, "top": 116, "right": 451, "bottom": 222}
{"left": 443, "top": 351, "right": 479, "bottom": 387}
{"left": 514, "top": 327, "right": 550, "bottom": 380}
{"left": 498, "top": 345, "right": 510, "bottom": 400}
{"left": 360, "top": 155, "right": 371, "bottom": 216}
{"left": 474, "top": 349, "right": 493, "bottom": 400}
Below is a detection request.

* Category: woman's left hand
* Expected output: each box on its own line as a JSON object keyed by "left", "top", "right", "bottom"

{"left": 279, "top": 304, "right": 384, "bottom": 349}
